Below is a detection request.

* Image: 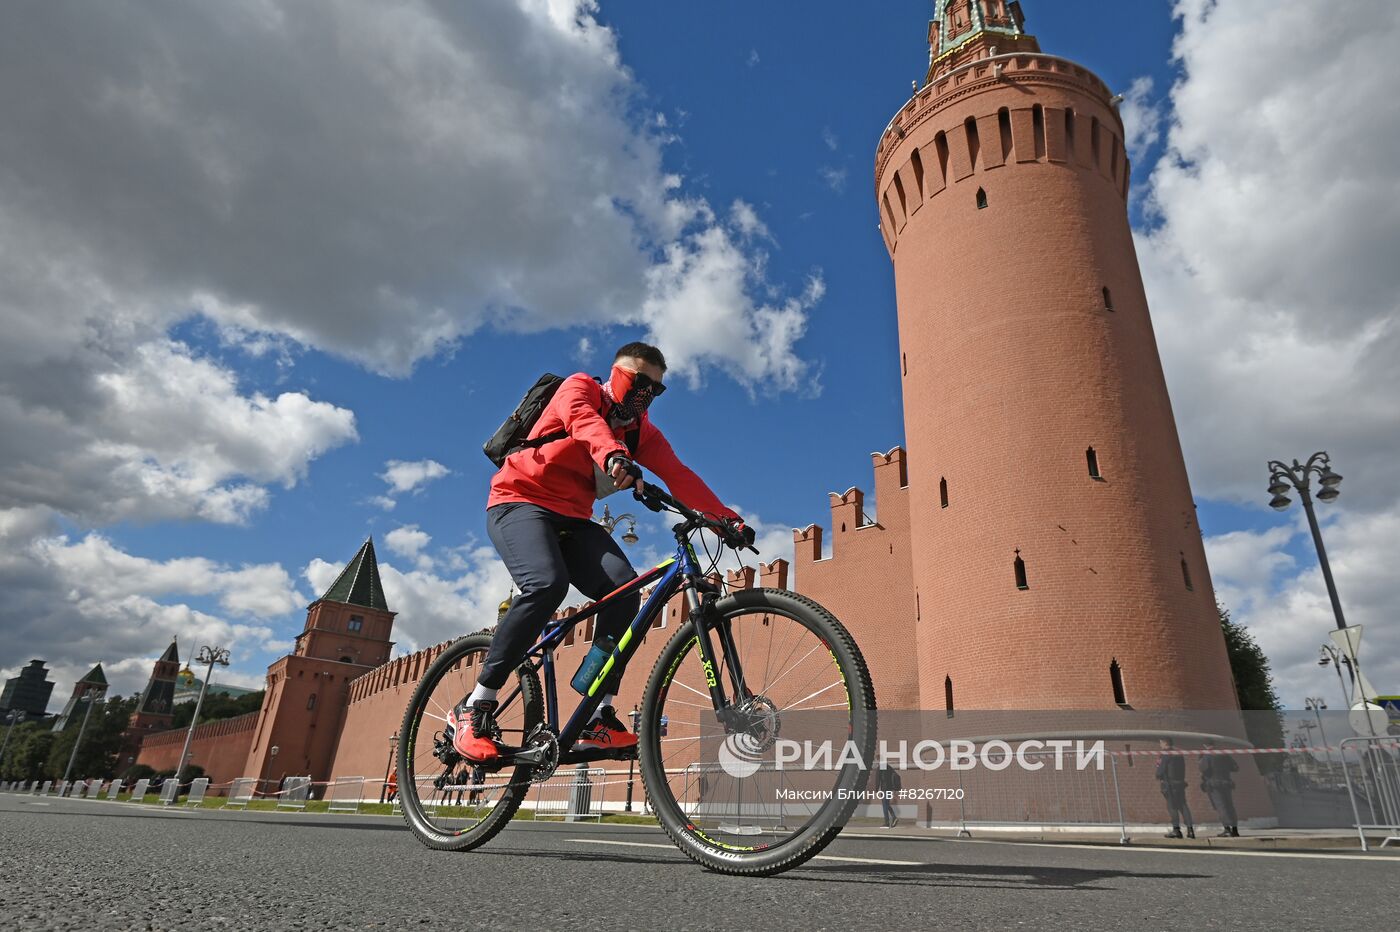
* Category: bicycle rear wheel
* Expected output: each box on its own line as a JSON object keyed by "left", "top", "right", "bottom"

{"left": 398, "top": 632, "right": 543, "bottom": 851}
{"left": 639, "top": 588, "right": 877, "bottom": 875}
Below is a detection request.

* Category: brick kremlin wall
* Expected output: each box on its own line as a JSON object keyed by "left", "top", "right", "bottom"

{"left": 135, "top": 711, "right": 258, "bottom": 790}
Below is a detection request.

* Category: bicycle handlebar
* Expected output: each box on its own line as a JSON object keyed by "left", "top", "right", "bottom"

{"left": 632, "top": 482, "right": 758, "bottom": 553}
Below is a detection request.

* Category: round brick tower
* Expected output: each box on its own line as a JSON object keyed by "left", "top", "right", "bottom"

{"left": 876, "top": 1, "right": 1237, "bottom": 710}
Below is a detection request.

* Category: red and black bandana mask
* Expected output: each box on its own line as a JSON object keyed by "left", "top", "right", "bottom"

{"left": 608, "top": 365, "right": 663, "bottom": 422}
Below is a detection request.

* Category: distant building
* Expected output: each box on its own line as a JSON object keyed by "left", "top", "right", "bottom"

{"left": 1, "top": 659, "right": 55, "bottom": 717}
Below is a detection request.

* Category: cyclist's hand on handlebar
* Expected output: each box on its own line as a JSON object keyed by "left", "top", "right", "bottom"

{"left": 605, "top": 453, "right": 643, "bottom": 492}
{"left": 722, "top": 517, "right": 758, "bottom": 552}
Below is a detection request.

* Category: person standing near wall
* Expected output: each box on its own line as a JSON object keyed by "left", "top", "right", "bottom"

{"left": 1199, "top": 740, "right": 1240, "bottom": 837}
{"left": 1156, "top": 738, "right": 1195, "bottom": 839}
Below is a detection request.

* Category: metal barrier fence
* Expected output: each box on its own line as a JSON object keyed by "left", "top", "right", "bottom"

{"left": 1340, "top": 736, "right": 1400, "bottom": 851}
{"left": 276, "top": 776, "right": 312, "bottom": 810}
{"left": 532, "top": 765, "right": 606, "bottom": 821}
{"left": 327, "top": 776, "right": 365, "bottom": 814}
{"left": 106, "top": 780, "right": 123, "bottom": 800}
{"left": 128, "top": 778, "right": 149, "bottom": 801}
{"left": 159, "top": 779, "right": 179, "bottom": 806}
{"left": 225, "top": 777, "right": 257, "bottom": 809}
{"left": 185, "top": 777, "right": 210, "bottom": 807}
{"left": 39, "top": 780, "right": 51, "bottom": 795}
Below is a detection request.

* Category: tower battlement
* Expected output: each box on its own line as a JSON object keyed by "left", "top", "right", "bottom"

{"left": 876, "top": 51, "right": 1129, "bottom": 258}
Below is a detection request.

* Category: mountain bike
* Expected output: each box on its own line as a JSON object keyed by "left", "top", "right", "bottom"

{"left": 397, "top": 480, "right": 877, "bottom": 875}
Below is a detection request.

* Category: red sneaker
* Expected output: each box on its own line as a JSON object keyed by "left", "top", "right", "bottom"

{"left": 577, "top": 705, "right": 638, "bottom": 750}
{"left": 448, "top": 699, "right": 502, "bottom": 762}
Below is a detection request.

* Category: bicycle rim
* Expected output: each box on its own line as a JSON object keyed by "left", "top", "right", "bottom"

{"left": 640, "top": 588, "right": 876, "bottom": 874}
{"left": 399, "top": 633, "right": 542, "bottom": 850}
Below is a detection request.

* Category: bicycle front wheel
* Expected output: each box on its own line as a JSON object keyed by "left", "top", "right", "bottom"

{"left": 398, "top": 632, "right": 543, "bottom": 851}
{"left": 638, "top": 587, "right": 877, "bottom": 875}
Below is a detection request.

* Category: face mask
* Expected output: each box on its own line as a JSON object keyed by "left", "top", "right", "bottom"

{"left": 610, "top": 365, "right": 664, "bottom": 421}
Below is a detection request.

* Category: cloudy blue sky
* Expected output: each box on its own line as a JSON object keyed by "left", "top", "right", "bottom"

{"left": 1, "top": 1, "right": 1396, "bottom": 711}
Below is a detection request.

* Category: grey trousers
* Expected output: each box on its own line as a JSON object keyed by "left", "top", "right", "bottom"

{"left": 478, "top": 502, "right": 639, "bottom": 692}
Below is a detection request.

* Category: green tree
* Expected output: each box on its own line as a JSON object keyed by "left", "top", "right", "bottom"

{"left": 170, "top": 689, "right": 264, "bottom": 729}
{"left": 45, "top": 694, "right": 137, "bottom": 780}
{"left": 1220, "top": 602, "right": 1286, "bottom": 770}
{"left": 1, "top": 721, "right": 56, "bottom": 782}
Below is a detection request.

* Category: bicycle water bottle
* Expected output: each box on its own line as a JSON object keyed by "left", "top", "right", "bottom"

{"left": 571, "top": 636, "right": 617, "bottom": 695}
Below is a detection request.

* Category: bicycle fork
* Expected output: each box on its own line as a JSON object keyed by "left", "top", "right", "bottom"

{"left": 686, "top": 585, "right": 751, "bottom": 732}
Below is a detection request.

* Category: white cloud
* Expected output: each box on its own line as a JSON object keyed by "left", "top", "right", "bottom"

{"left": 1139, "top": 0, "right": 1400, "bottom": 704}
{"left": 729, "top": 200, "right": 771, "bottom": 241}
{"left": 640, "top": 225, "right": 820, "bottom": 391}
{"left": 1118, "top": 76, "right": 1161, "bottom": 162}
{"left": 821, "top": 127, "right": 839, "bottom": 152}
{"left": 818, "top": 166, "right": 848, "bottom": 193}
{"left": 0, "top": 0, "right": 817, "bottom": 386}
{"left": 385, "top": 525, "right": 435, "bottom": 571}
{"left": 574, "top": 335, "right": 595, "bottom": 364}
{"left": 379, "top": 459, "right": 450, "bottom": 495}
{"left": 0, "top": 511, "right": 293, "bottom": 706}
{"left": 747, "top": 49, "right": 760, "bottom": 68}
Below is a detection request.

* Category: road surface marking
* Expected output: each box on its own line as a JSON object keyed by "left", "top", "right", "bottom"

{"left": 570, "top": 838, "right": 922, "bottom": 866}
{"left": 839, "top": 832, "right": 1392, "bottom": 862}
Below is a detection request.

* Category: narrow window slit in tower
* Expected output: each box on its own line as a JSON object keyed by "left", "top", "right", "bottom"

{"left": 910, "top": 147, "right": 926, "bottom": 196}
{"left": 1102, "top": 286, "right": 1114, "bottom": 311}
{"left": 998, "top": 107, "right": 1013, "bottom": 162}
{"left": 976, "top": 187, "right": 988, "bottom": 209}
{"left": 1110, "top": 659, "right": 1127, "bottom": 706}
{"left": 1181, "top": 554, "right": 1194, "bottom": 591}
{"left": 902, "top": 352, "right": 907, "bottom": 376}
{"left": 945, "top": 676, "right": 955, "bottom": 718}
{"left": 1032, "top": 103, "right": 1046, "bottom": 160}
{"left": 1090, "top": 116, "right": 1101, "bottom": 166}
{"left": 1014, "top": 549, "right": 1028, "bottom": 589}
{"left": 1064, "top": 108, "right": 1075, "bottom": 157}
{"left": 935, "top": 131, "right": 950, "bottom": 182}
{"left": 1086, "top": 446, "right": 1102, "bottom": 479}
{"left": 893, "top": 172, "right": 908, "bottom": 216}
{"left": 939, "top": 476, "right": 949, "bottom": 508}
{"left": 964, "top": 115, "right": 980, "bottom": 170}
{"left": 1110, "top": 134, "right": 1121, "bottom": 181}
{"left": 881, "top": 192, "right": 898, "bottom": 231}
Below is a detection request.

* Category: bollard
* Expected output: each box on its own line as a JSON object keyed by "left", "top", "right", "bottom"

{"left": 566, "top": 763, "right": 593, "bottom": 822}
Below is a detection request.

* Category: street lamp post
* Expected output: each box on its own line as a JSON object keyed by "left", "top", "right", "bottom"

{"left": 172, "top": 645, "right": 230, "bottom": 800}
{"left": 1317, "top": 644, "right": 1354, "bottom": 709}
{"left": 1266, "top": 452, "right": 1347, "bottom": 631}
{"left": 1, "top": 710, "right": 28, "bottom": 772}
{"left": 380, "top": 732, "right": 399, "bottom": 804}
{"left": 626, "top": 706, "right": 641, "bottom": 812}
{"left": 61, "top": 686, "right": 106, "bottom": 786}
{"left": 1304, "top": 697, "right": 1330, "bottom": 771}
{"left": 596, "top": 505, "right": 640, "bottom": 546}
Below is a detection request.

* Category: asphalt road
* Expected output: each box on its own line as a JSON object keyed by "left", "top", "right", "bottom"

{"left": 1, "top": 795, "right": 1394, "bottom": 931}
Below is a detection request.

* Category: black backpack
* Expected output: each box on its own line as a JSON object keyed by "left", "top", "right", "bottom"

{"left": 483, "top": 373, "right": 638, "bottom": 468}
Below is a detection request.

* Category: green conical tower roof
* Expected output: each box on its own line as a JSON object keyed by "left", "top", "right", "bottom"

{"left": 80, "top": 663, "right": 107, "bottom": 687}
{"left": 318, "top": 537, "right": 389, "bottom": 611}
{"left": 159, "top": 639, "right": 179, "bottom": 664}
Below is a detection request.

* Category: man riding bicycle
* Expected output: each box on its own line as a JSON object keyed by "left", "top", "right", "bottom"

{"left": 450, "top": 341, "right": 754, "bottom": 762}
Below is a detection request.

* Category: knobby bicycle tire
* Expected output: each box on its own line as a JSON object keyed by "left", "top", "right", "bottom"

{"left": 638, "top": 588, "right": 878, "bottom": 875}
{"left": 398, "top": 632, "right": 543, "bottom": 851}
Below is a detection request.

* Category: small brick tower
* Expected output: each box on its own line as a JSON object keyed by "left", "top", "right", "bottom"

{"left": 244, "top": 537, "right": 396, "bottom": 784}
{"left": 875, "top": 2, "right": 1236, "bottom": 710}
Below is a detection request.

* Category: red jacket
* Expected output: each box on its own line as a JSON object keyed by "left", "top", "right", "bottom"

{"left": 488, "top": 373, "right": 738, "bottom": 523}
